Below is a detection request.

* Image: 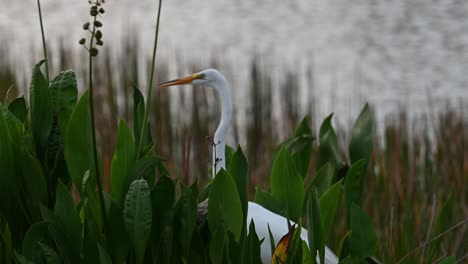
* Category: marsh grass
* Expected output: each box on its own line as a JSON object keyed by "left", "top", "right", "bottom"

{"left": 0, "top": 11, "right": 467, "bottom": 261}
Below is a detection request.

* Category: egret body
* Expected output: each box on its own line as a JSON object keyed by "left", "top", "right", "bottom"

{"left": 159, "top": 69, "right": 338, "bottom": 264}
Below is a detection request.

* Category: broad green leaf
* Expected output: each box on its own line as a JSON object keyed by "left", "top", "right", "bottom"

{"left": 242, "top": 220, "right": 262, "bottom": 264}
{"left": 308, "top": 163, "right": 334, "bottom": 197}
{"left": 123, "top": 179, "right": 152, "bottom": 264}
{"left": 349, "top": 203, "right": 377, "bottom": 258}
{"left": 64, "top": 90, "right": 95, "bottom": 193}
{"left": 253, "top": 187, "right": 283, "bottom": 215}
{"left": 319, "top": 179, "right": 342, "bottom": 235}
{"left": 317, "top": 114, "right": 343, "bottom": 171}
{"left": 7, "top": 96, "right": 27, "bottom": 122}
{"left": 111, "top": 119, "right": 136, "bottom": 205}
{"left": 53, "top": 180, "right": 82, "bottom": 253}
{"left": 174, "top": 184, "right": 197, "bottom": 259}
{"left": 307, "top": 188, "right": 325, "bottom": 264}
{"left": 39, "top": 205, "right": 82, "bottom": 264}
{"left": 348, "top": 104, "right": 373, "bottom": 164}
{"left": 291, "top": 117, "right": 314, "bottom": 179}
{"left": 271, "top": 147, "right": 305, "bottom": 221}
{"left": 209, "top": 225, "right": 226, "bottom": 264}
{"left": 22, "top": 221, "right": 50, "bottom": 263}
{"left": 122, "top": 155, "right": 162, "bottom": 206}
{"left": 344, "top": 160, "right": 367, "bottom": 224}
{"left": 29, "top": 60, "right": 53, "bottom": 162}
{"left": 151, "top": 176, "right": 175, "bottom": 263}
{"left": 103, "top": 193, "right": 129, "bottom": 264}
{"left": 208, "top": 169, "right": 243, "bottom": 242}
{"left": 19, "top": 150, "right": 47, "bottom": 220}
{"left": 49, "top": 70, "right": 78, "bottom": 133}
{"left": 228, "top": 146, "right": 249, "bottom": 227}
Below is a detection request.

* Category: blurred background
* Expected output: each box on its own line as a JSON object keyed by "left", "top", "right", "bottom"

{"left": 0, "top": 1, "right": 467, "bottom": 260}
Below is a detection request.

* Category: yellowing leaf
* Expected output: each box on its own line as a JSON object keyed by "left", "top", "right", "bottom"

{"left": 271, "top": 225, "right": 296, "bottom": 264}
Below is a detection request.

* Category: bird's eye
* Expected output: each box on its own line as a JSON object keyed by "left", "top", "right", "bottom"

{"left": 198, "top": 73, "right": 206, "bottom": 80}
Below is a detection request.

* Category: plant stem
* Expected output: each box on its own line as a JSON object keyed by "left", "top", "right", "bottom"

{"left": 136, "top": 0, "right": 163, "bottom": 158}
{"left": 36, "top": 0, "right": 49, "bottom": 82}
{"left": 88, "top": 16, "right": 108, "bottom": 236}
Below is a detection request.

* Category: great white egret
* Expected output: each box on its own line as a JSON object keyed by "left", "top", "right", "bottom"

{"left": 159, "top": 69, "right": 338, "bottom": 264}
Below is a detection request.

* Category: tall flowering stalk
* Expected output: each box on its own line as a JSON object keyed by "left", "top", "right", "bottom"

{"left": 79, "top": 0, "right": 108, "bottom": 234}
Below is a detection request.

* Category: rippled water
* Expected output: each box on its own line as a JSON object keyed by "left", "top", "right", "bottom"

{"left": 1, "top": 0, "right": 467, "bottom": 132}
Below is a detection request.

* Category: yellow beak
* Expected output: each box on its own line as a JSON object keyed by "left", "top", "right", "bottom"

{"left": 158, "top": 75, "right": 194, "bottom": 88}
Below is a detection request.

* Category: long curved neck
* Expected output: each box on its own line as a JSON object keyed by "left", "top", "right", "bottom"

{"left": 212, "top": 74, "right": 232, "bottom": 178}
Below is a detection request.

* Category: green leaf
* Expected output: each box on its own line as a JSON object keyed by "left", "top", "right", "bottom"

{"left": 103, "top": 193, "right": 130, "bottom": 264}
{"left": 308, "top": 163, "right": 334, "bottom": 197}
{"left": 29, "top": 60, "right": 53, "bottom": 161}
{"left": 317, "top": 114, "right": 343, "bottom": 171}
{"left": 38, "top": 242, "right": 59, "bottom": 264}
{"left": 302, "top": 240, "right": 313, "bottom": 264}
{"left": 271, "top": 147, "right": 305, "bottom": 221}
{"left": 319, "top": 179, "right": 342, "bottom": 235}
{"left": 19, "top": 150, "right": 48, "bottom": 220}
{"left": 39, "top": 205, "right": 82, "bottom": 264}
{"left": 291, "top": 117, "right": 314, "bottom": 179}
{"left": 0, "top": 105, "right": 18, "bottom": 224}
{"left": 15, "top": 252, "right": 35, "bottom": 264}
{"left": 348, "top": 104, "right": 373, "bottom": 164}
{"left": 224, "top": 145, "right": 236, "bottom": 168}
{"left": 174, "top": 184, "right": 197, "bottom": 260}
{"left": 53, "top": 180, "right": 82, "bottom": 253}
{"left": 208, "top": 169, "right": 243, "bottom": 242}
{"left": 268, "top": 224, "right": 276, "bottom": 256}
{"left": 307, "top": 188, "right": 325, "bottom": 264}
{"left": 111, "top": 119, "right": 136, "bottom": 205}
{"left": 344, "top": 160, "right": 367, "bottom": 224}
{"left": 49, "top": 70, "right": 78, "bottom": 134}
{"left": 122, "top": 155, "right": 162, "bottom": 206}
{"left": 151, "top": 176, "right": 175, "bottom": 263}
{"left": 22, "top": 221, "right": 51, "bottom": 263}
{"left": 64, "top": 90, "right": 95, "bottom": 193}
{"left": 242, "top": 220, "right": 263, "bottom": 264}
{"left": 0, "top": 221, "right": 14, "bottom": 264}
{"left": 437, "top": 256, "right": 456, "bottom": 264}
{"left": 97, "top": 243, "right": 112, "bottom": 264}
{"left": 133, "top": 86, "right": 152, "bottom": 156}
{"left": 7, "top": 96, "right": 27, "bottom": 122}
{"left": 228, "top": 146, "right": 249, "bottom": 228}
{"left": 123, "top": 179, "right": 152, "bottom": 264}
{"left": 209, "top": 225, "right": 226, "bottom": 264}
{"left": 253, "top": 187, "right": 282, "bottom": 214}
{"left": 349, "top": 203, "right": 377, "bottom": 258}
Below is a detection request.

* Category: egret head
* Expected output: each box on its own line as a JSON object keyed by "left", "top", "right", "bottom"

{"left": 158, "top": 68, "right": 223, "bottom": 88}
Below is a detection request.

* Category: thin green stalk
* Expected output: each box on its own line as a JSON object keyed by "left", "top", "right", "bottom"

{"left": 136, "top": 0, "right": 163, "bottom": 158}
{"left": 36, "top": 0, "right": 49, "bottom": 82}
{"left": 88, "top": 15, "right": 108, "bottom": 236}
